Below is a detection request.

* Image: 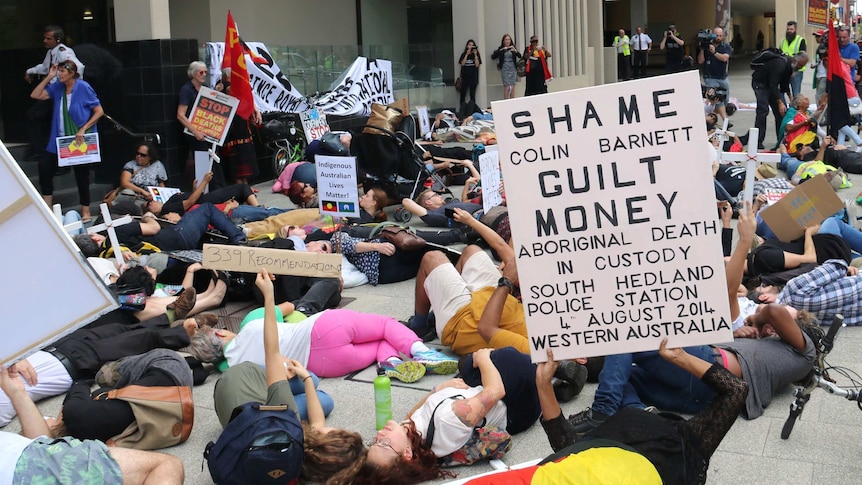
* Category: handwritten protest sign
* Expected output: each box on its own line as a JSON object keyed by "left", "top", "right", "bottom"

{"left": 478, "top": 150, "right": 503, "bottom": 212}
{"left": 316, "top": 155, "right": 360, "bottom": 218}
{"left": 491, "top": 71, "right": 732, "bottom": 362}
{"left": 57, "top": 133, "right": 100, "bottom": 167}
{"left": 201, "top": 244, "right": 341, "bottom": 277}
{"left": 300, "top": 108, "right": 330, "bottom": 143}
{"left": 185, "top": 89, "right": 239, "bottom": 146}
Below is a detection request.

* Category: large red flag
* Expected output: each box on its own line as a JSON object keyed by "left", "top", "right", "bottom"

{"left": 224, "top": 11, "right": 255, "bottom": 119}
{"left": 827, "top": 19, "right": 852, "bottom": 138}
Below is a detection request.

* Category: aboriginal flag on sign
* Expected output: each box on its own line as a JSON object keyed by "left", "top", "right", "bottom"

{"left": 827, "top": 21, "right": 852, "bottom": 139}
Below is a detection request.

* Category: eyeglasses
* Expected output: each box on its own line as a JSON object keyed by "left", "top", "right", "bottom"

{"left": 369, "top": 437, "right": 399, "bottom": 456}
{"left": 530, "top": 39, "right": 538, "bottom": 43}
{"left": 197, "top": 70, "right": 208, "bottom": 74}
{"left": 136, "top": 152, "right": 149, "bottom": 158}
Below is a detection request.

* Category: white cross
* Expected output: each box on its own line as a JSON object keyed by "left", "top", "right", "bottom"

{"left": 718, "top": 127, "right": 781, "bottom": 205}
{"left": 711, "top": 118, "right": 735, "bottom": 158}
{"left": 52, "top": 204, "right": 82, "bottom": 234}
{"left": 87, "top": 203, "right": 133, "bottom": 266}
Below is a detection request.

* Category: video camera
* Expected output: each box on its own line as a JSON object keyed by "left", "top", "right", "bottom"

{"left": 697, "top": 29, "right": 718, "bottom": 48}
{"left": 702, "top": 86, "right": 727, "bottom": 103}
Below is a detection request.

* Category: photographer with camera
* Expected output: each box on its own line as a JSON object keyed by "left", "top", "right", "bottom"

{"left": 660, "top": 24, "right": 685, "bottom": 73}
{"left": 698, "top": 27, "right": 733, "bottom": 120}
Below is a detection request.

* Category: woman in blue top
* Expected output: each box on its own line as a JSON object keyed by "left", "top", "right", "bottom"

{"left": 30, "top": 58, "right": 103, "bottom": 222}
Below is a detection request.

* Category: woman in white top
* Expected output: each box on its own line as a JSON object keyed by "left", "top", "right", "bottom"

{"left": 354, "top": 346, "right": 542, "bottom": 484}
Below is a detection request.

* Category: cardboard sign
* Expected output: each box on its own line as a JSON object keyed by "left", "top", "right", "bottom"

{"left": 0, "top": 140, "right": 117, "bottom": 365}
{"left": 57, "top": 133, "right": 100, "bottom": 167}
{"left": 760, "top": 174, "right": 843, "bottom": 242}
{"left": 491, "top": 70, "right": 732, "bottom": 362}
{"left": 184, "top": 88, "right": 239, "bottom": 146}
{"left": 300, "top": 108, "right": 330, "bottom": 144}
{"left": 415, "top": 105, "right": 431, "bottom": 136}
{"left": 316, "top": 155, "right": 360, "bottom": 218}
{"left": 201, "top": 244, "right": 341, "bottom": 277}
{"left": 478, "top": 150, "right": 503, "bottom": 212}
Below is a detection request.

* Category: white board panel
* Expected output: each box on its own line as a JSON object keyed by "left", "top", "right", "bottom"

{"left": 0, "top": 140, "right": 118, "bottom": 365}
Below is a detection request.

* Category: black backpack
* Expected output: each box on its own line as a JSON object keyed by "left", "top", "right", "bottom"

{"left": 750, "top": 47, "right": 785, "bottom": 70}
{"left": 204, "top": 402, "right": 305, "bottom": 485}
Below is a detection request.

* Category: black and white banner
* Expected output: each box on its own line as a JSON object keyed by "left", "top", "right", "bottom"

{"left": 206, "top": 42, "right": 393, "bottom": 116}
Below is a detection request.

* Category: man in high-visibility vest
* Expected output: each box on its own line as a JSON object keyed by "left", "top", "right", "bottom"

{"left": 781, "top": 20, "right": 807, "bottom": 98}
{"left": 613, "top": 29, "right": 632, "bottom": 81}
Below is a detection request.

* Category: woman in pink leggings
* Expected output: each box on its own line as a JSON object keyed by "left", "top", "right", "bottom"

{"left": 190, "top": 305, "right": 457, "bottom": 383}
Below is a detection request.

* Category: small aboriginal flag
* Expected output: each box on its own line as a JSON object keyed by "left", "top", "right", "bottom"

{"left": 321, "top": 200, "right": 338, "bottom": 212}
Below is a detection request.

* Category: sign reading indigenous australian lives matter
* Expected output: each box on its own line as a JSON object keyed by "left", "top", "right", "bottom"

{"left": 315, "top": 155, "right": 360, "bottom": 218}
{"left": 185, "top": 88, "right": 239, "bottom": 146}
{"left": 491, "top": 71, "right": 732, "bottom": 362}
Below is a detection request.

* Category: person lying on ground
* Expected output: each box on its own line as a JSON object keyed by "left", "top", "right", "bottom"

{"left": 0, "top": 364, "right": 185, "bottom": 485}
{"left": 354, "top": 347, "right": 542, "bottom": 485}
{"left": 45, "top": 349, "right": 193, "bottom": 446}
{"left": 528, "top": 341, "right": 747, "bottom": 485}
{"left": 212, "top": 268, "right": 363, "bottom": 483}
{"left": 187, "top": 298, "right": 458, "bottom": 384}
{"left": 110, "top": 205, "right": 247, "bottom": 250}
{"left": 566, "top": 204, "right": 816, "bottom": 435}
{"left": 0, "top": 312, "right": 206, "bottom": 427}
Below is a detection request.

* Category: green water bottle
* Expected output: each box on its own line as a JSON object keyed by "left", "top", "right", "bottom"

{"left": 374, "top": 365, "right": 392, "bottom": 430}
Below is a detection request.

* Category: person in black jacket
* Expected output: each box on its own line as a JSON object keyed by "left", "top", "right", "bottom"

{"left": 752, "top": 51, "right": 808, "bottom": 149}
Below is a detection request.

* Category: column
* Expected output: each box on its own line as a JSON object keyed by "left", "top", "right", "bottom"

{"left": 113, "top": 0, "right": 171, "bottom": 42}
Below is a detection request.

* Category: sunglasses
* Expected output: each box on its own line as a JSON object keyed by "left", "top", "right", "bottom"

{"left": 531, "top": 39, "right": 538, "bottom": 43}
{"left": 136, "top": 152, "right": 149, "bottom": 157}
{"left": 58, "top": 64, "right": 76, "bottom": 71}
{"left": 197, "top": 70, "right": 208, "bottom": 74}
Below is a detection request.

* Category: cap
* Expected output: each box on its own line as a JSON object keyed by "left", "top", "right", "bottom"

{"left": 815, "top": 29, "right": 825, "bottom": 37}
{"left": 747, "top": 245, "right": 785, "bottom": 277}
{"left": 441, "top": 109, "right": 456, "bottom": 117}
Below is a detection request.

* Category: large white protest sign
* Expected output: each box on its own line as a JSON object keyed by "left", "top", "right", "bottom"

{"left": 491, "top": 71, "right": 732, "bottom": 362}
{"left": 206, "top": 43, "right": 393, "bottom": 116}
{"left": 0, "top": 141, "right": 117, "bottom": 365}
{"left": 315, "top": 155, "right": 360, "bottom": 218}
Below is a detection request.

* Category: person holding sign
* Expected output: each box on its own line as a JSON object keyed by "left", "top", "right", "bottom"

{"left": 177, "top": 61, "right": 225, "bottom": 189}
{"left": 30, "top": 57, "right": 102, "bottom": 222}
{"left": 526, "top": 342, "right": 747, "bottom": 485}
{"left": 117, "top": 141, "right": 167, "bottom": 201}
{"left": 567, "top": 205, "right": 817, "bottom": 435}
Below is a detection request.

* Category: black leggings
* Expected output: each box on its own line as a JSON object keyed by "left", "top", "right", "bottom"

{"left": 459, "top": 82, "right": 477, "bottom": 110}
{"left": 39, "top": 152, "right": 91, "bottom": 205}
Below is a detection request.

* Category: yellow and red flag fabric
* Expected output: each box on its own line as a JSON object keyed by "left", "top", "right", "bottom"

{"left": 826, "top": 19, "right": 852, "bottom": 138}
{"left": 223, "top": 11, "right": 260, "bottom": 119}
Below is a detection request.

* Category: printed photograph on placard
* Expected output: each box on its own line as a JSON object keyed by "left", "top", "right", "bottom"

{"left": 491, "top": 70, "right": 732, "bottom": 362}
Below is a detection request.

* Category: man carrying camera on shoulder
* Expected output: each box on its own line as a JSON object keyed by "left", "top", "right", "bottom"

{"left": 660, "top": 24, "right": 685, "bottom": 73}
{"left": 698, "top": 27, "right": 733, "bottom": 121}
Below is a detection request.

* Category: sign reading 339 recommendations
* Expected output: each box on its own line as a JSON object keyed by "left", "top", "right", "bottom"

{"left": 491, "top": 71, "right": 732, "bottom": 362}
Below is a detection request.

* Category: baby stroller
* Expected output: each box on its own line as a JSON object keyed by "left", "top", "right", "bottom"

{"left": 350, "top": 113, "right": 454, "bottom": 221}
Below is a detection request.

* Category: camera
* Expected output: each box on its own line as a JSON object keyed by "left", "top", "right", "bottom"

{"left": 697, "top": 29, "right": 718, "bottom": 48}
{"left": 702, "top": 86, "right": 727, "bottom": 103}
{"left": 445, "top": 208, "right": 456, "bottom": 218}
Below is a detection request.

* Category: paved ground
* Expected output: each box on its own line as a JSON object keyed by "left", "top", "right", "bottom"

{"left": 7, "top": 57, "right": 862, "bottom": 484}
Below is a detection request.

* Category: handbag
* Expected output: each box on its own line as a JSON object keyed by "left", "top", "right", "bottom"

{"left": 103, "top": 186, "right": 123, "bottom": 205}
{"left": 368, "top": 222, "right": 426, "bottom": 251}
{"left": 100, "top": 385, "right": 195, "bottom": 450}
{"left": 516, "top": 57, "right": 527, "bottom": 77}
{"left": 455, "top": 76, "right": 463, "bottom": 92}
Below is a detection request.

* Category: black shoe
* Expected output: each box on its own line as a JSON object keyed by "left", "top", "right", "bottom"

{"left": 553, "top": 379, "right": 579, "bottom": 403}
{"left": 553, "top": 360, "right": 588, "bottom": 396}
{"left": 567, "top": 407, "right": 610, "bottom": 435}
{"left": 295, "top": 306, "right": 313, "bottom": 316}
